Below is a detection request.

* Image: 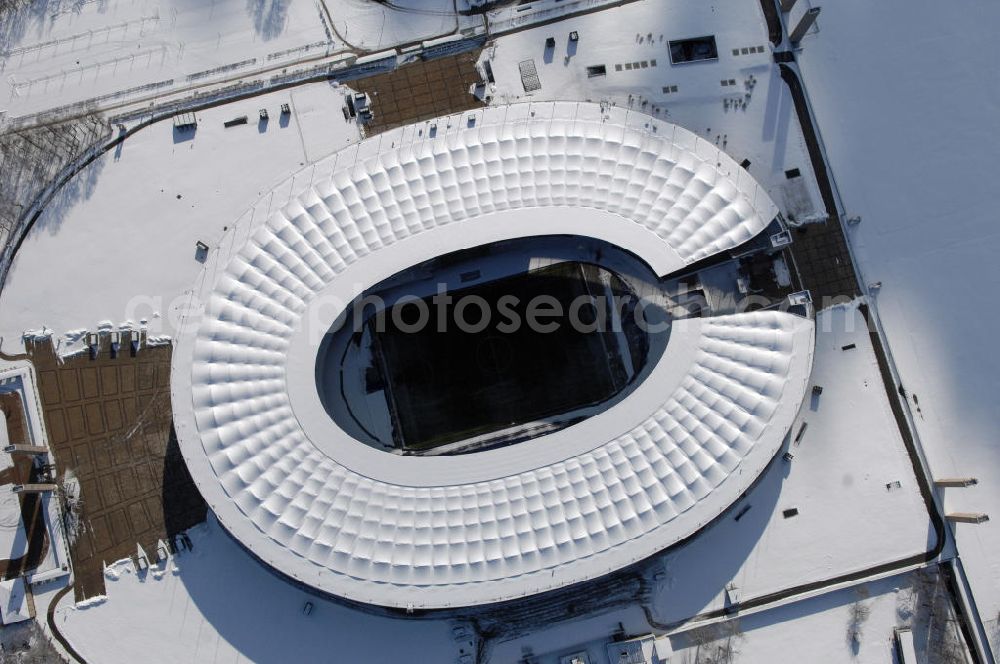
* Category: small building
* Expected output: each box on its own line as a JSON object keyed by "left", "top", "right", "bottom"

{"left": 894, "top": 627, "right": 917, "bottom": 663}
{"left": 605, "top": 634, "right": 672, "bottom": 664}
{"left": 0, "top": 578, "right": 33, "bottom": 625}
{"left": 173, "top": 113, "right": 197, "bottom": 130}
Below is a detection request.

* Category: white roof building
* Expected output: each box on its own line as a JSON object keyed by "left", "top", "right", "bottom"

{"left": 171, "top": 102, "right": 815, "bottom": 609}
{"left": 0, "top": 577, "right": 32, "bottom": 625}
{"left": 0, "top": 486, "right": 27, "bottom": 565}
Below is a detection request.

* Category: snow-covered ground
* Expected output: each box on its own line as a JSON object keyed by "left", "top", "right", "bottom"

{"left": 0, "top": 0, "right": 484, "bottom": 119}
{"left": 502, "top": 571, "right": 965, "bottom": 664}
{"left": 482, "top": 0, "right": 825, "bottom": 221}
{"left": 794, "top": 1, "right": 1000, "bottom": 655}
{"left": 726, "top": 581, "right": 906, "bottom": 663}
{"left": 677, "top": 571, "right": 965, "bottom": 664}
{"left": 54, "top": 516, "right": 465, "bottom": 664}
{"left": 486, "top": 0, "right": 645, "bottom": 36}
{"left": 326, "top": 0, "right": 480, "bottom": 51}
{"left": 0, "top": 0, "right": 338, "bottom": 117}
{"left": 0, "top": 82, "right": 362, "bottom": 356}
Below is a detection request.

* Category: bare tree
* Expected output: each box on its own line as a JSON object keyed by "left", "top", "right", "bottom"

{"left": 0, "top": 111, "right": 111, "bottom": 258}
{"left": 59, "top": 470, "right": 84, "bottom": 545}
{"left": 685, "top": 619, "right": 744, "bottom": 664}
{"left": 0, "top": 0, "right": 60, "bottom": 53}
{"left": 909, "top": 568, "right": 968, "bottom": 664}
{"left": 846, "top": 591, "right": 871, "bottom": 655}
{"left": 0, "top": 620, "right": 67, "bottom": 664}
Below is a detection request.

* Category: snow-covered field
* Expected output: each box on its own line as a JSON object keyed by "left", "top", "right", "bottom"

{"left": 487, "top": 0, "right": 645, "bottom": 36}
{"left": 54, "top": 516, "right": 463, "bottom": 664}
{"left": 794, "top": 1, "right": 1000, "bottom": 655}
{"left": 0, "top": 0, "right": 337, "bottom": 117}
{"left": 0, "top": 82, "right": 362, "bottom": 356}
{"left": 502, "top": 571, "right": 964, "bottom": 664}
{"left": 0, "top": 0, "right": 485, "bottom": 119}
{"left": 326, "top": 0, "right": 480, "bottom": 51}
{"left": 686, "top": 570, "right": 966, "bottom": 664}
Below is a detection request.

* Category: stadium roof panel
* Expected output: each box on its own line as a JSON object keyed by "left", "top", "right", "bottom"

{"left": 171, "top": 102, "right": 814, "bottom": 608}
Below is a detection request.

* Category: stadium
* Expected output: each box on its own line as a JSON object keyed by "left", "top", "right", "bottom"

{"left": 170, "top": 101, "right": 815, "bottom": 610}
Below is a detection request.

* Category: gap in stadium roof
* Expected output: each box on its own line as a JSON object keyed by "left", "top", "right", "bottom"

{"left": 317, "top": 232, "right": 793, "bottom": 457}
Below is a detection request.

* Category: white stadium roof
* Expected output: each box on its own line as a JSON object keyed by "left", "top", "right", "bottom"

{"left": 171, "top": 102, "right": 815, "bottom": 609}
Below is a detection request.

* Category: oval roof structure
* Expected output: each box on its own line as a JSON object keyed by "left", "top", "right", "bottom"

{"left": 171, "top": 102, "right": 815, "bottom": 609}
